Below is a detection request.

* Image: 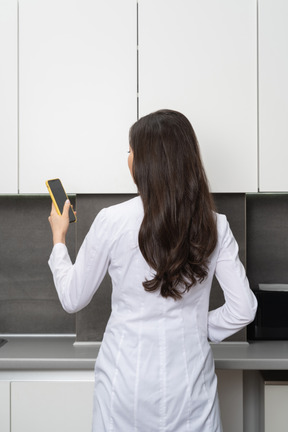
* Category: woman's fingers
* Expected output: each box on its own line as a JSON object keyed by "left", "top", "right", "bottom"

{"left": 63, "top": 200, "right": 71, "bottom": 217}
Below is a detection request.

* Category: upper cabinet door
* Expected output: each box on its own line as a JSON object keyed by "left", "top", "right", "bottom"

{"left": 139, "top": 0, "right": 257, "bottom": 193}
{"left": 259, "top": 0, "right": 288, "bottom": 192}
{"left": 19, "top": 0, "right": 137, "bottom": 194}
{"left": 0, "top": 0, "right": 18, "bottom": 194}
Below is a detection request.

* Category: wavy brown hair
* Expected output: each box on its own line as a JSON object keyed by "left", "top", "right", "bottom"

{"left": 129, "top": 109, "right": 217, "bottom": 300}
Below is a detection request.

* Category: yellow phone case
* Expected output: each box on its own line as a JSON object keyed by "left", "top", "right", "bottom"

{"left": 46, "top": 178, "right": 77, "bottom": 222}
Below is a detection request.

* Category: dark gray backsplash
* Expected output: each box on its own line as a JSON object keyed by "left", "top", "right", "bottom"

{"left": 246, "top": 193, "right": 288, "bottom": 290}
{"left": 0, "top": 196, "right": 76, "bottom": 333}
{"left": 0, "top": 192, "right": 254, "bottom": 341}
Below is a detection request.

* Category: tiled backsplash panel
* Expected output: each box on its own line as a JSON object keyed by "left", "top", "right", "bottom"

{"left": 246, "top": 193, "right": 288, "bottom": 290}
{"left": 0, "top": 196, "right": 76, "bottom": 333}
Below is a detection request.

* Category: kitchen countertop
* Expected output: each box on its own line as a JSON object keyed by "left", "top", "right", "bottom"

{"left": 0, "top": 335, "right": 100, "bottom": 370}
{"left": 1, "top": 335, "right": 288, "bottom": 371}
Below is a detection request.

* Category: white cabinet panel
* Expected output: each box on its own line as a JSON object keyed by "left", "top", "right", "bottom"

{"left": 259, "top": 0, "right": 288, "bottom": 192}
{"left": 0, "top": 381, "right": 10, "bottom": 432}
{"left": 265, "top": 384, "right": 288, "bottom": 432}
{"left": 0, "top": 0, "right": 18, "bottom": 194}
{"left": 19, "top": 0, "right": 137, "bottom": 193}
{"left": 11, "top": 380, "right": 94, "bottom": 432}
{"left": 139, "top": 0, "right": 257, "bottom": 192}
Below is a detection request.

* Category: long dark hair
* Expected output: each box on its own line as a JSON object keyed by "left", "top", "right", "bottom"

{"left": 129, "top": 109, "right": 217, "bottom": 300}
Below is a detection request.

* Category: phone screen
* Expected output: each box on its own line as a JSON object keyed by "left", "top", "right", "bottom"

{"left": 46, "top": 178, "right": 76, "bottom": 223}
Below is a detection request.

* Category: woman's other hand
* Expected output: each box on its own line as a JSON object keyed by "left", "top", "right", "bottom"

{"left": 48, "top": 200, "right": 71, "bottom": 245}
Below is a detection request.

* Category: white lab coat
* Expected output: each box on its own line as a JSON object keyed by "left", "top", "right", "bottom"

{"left": 48, "top": 196, "right": 257, "bottom": 432}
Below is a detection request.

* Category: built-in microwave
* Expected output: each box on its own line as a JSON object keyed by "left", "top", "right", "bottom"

{"left": 248, "top": 288, "right": 288, "bottom": 340}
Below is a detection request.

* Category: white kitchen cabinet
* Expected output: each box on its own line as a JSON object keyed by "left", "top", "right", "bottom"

{"left": 264, "top": 383, "right": 288, "bottom": 432}
{"left": 11, "top": 380, "right": 94, "bottom": 432}
{"left": 19, "top": 0, "right": 137, "bottom": 194}
{"left": 0, "top": 381, "right": 10, "bottom": 432}
{"left": 258, "top": 0, "right": 288, "bottom": 192}
{"left": 0, "top": 0, "right": 18, "bottom": 194}
{"left": 138, "top": 0, "right": 257, "bottom": 193}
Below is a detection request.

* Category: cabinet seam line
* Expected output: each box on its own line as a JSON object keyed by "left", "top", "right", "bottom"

{"left": 17, "top": 1, "right": 20, "bottom": 194}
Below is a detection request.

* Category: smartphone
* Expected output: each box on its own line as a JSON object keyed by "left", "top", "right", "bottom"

{"left": 46, "top": 178, "right": 77, "bottom": 223}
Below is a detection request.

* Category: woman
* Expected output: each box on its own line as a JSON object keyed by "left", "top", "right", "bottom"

{"left": 48, "top": 109, "right": 257, "bottom": 431}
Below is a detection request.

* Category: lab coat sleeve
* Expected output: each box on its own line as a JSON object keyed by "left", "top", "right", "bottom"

{"left": 48, "top": 208, "right": 111, "bottom": 313}
{"left": 208, "top": 218, "right": 257, "bottom": 343}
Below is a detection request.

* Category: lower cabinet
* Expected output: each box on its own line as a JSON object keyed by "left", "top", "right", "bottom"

{"left": 264, "top": 383, "right": 288, "bottom": 432}
{"left": 0, "top": 371, "right": 95, "bottom": 432}
{"left": 0, "top": 381, "right": 10, "bottom": 432}
{"left": 11, "top": 380, "right": 94, "bottom": 432}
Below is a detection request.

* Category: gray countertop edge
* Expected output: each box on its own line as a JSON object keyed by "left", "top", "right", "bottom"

{"left": 0, "top": 359, "right": 97, "bottom": 370}
{"left": 214, "top": 359, "right": 288, "bottom": 370}
{"left": 1, "top": 336, "right": 288, "bottom": 371}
